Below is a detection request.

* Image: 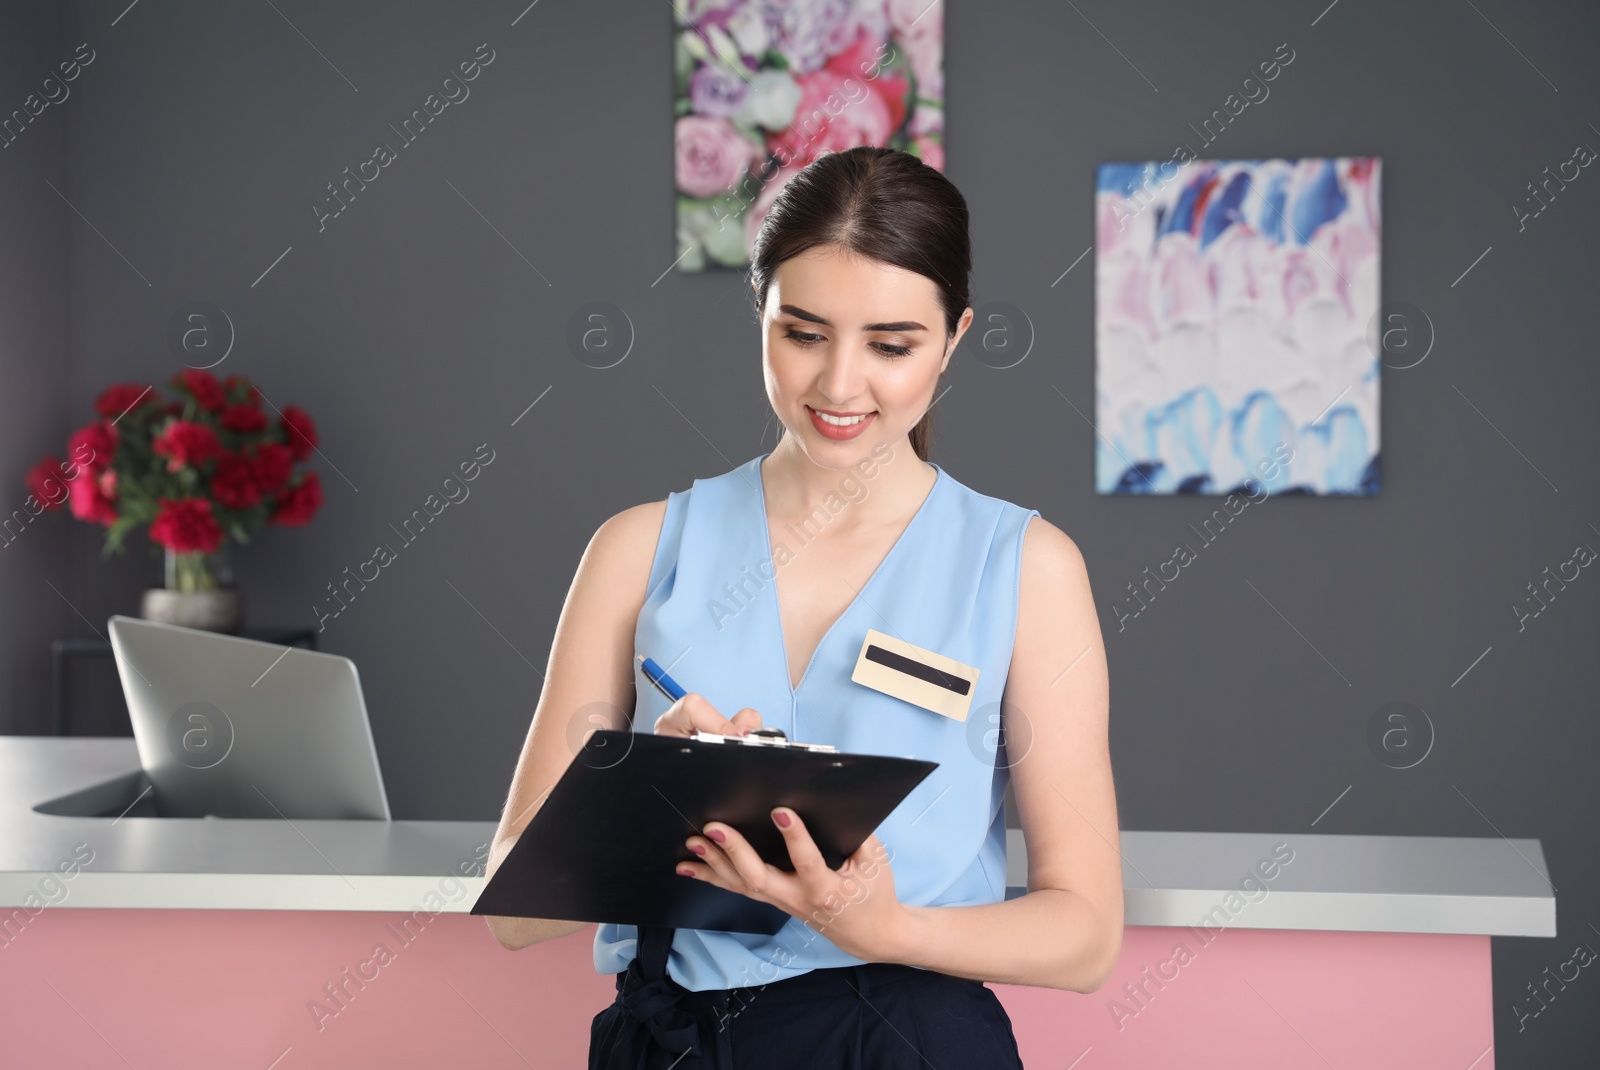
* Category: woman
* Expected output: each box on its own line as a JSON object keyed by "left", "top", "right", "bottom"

{"left": 484, "top": 146, "right": 1121, "bottom": 1069}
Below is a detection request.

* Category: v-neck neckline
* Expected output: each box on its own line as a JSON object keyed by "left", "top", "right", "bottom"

{"left": 754, "top": 453, "right": 945, "bottom": 695}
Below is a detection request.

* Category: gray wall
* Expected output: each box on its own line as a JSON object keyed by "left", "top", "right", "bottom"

{"left": 4, "top": 0, "right": 1596, "bottom": 1061}
{"left": 0, "top": 0, "right": 73, "bottom": 726}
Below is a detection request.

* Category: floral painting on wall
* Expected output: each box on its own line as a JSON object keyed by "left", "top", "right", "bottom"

{"left": 674, "top": 0, "right": 945, "bottom": 272}
{"left": 1095, "top": 157, "right": 1382, "bottom": 495}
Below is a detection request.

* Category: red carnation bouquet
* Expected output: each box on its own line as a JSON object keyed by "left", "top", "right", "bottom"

{"left": 27, "top": 370, "right": 322, "bottom": 591}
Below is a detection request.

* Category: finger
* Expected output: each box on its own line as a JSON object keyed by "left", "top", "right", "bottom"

{"left": 728, "top": 707, "right": 763, "bottom": 735}
{"left": 653, "top": 699, "right": 684, "bottom": 736}
{"left": 685, "top": 834, "right": 739, "bottom": 890}
{"left": 770, "top": 807, "right": 828, "bottom": 876}
{"left": 676, "top": 851, "right": 726, "bottom": 890}
{"left": 654, "top": 692, "right": 708, "bottom": 736}
{"left": 691, "top": 694, "right": 757, "bottom": 737}
{"left": 655, "top": 693, "right": 746, "bottom": 737}
{"left": 677, "top": 859, "right": 739, "bottom": 898}
{"left": 702, "top": 821, "right": 782, "bottom": 898}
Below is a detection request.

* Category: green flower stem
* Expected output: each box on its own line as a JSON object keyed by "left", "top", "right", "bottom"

{"left": 169, "top": 550, "right": 217, "bottom": 592}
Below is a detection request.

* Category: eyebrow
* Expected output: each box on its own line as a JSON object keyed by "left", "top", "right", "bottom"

{"left": 778, "top": 304, "right": 927, "bottom": 333}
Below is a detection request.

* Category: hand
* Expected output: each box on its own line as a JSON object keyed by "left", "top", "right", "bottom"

{"left": 675, "top": 807, "right": 908, "bottom": 964}
{"left": 654, "top": 691, "right": 762, "bottom": 738}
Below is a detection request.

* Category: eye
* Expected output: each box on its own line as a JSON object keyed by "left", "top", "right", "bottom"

{"left": 782, "top": 328, "right": 912, "bottom": 358}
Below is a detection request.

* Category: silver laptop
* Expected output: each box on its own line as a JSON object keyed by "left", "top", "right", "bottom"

{"left": 107, "top": 615, "right": 391, "bottom": 820}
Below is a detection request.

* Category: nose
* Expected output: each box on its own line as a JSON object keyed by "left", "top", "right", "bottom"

{"left": 815, "top": 342, "right": 870, "bottom": 408}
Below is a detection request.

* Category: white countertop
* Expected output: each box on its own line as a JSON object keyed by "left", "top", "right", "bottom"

{"left": 0, "top": 737, "right": 1556, "bottom": 936}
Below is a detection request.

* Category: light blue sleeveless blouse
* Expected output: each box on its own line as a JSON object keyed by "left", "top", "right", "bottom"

{"left": 594, "top": 452, "right": 1040, "bottom": 992}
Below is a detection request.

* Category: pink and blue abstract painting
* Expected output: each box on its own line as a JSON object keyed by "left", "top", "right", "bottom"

{"left": 1095, "top": 157, "right": 1382, "bottom": 495}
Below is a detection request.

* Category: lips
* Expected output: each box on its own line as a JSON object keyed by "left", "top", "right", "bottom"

{"left": 806, "top": 405, "right": 877, "bottom": 441}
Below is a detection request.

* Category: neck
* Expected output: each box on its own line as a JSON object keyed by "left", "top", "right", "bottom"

{"left": 761, "top": 435, "right": 935, "bottom": 532}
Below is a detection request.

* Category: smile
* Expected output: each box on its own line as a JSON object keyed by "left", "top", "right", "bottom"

{"left": 806, "top": 406, "right": 877, "bottom": 441}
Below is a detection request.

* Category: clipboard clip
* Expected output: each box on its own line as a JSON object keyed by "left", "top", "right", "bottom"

{"left": 690, "top": 727, "right": 840, "bottom": 754}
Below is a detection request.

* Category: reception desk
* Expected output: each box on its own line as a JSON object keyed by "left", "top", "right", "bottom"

{"left": 0, "top": 737, "right": 1555, "bottom": 1068}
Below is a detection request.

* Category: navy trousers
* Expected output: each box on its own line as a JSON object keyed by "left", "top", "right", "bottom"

{"left": 589, "top": 924, "right": 1026, "bottom": 1069}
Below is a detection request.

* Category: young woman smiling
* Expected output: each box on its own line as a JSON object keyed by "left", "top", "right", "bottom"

{"left": 484, "top": 146, "right": 1120, "bottom": 1069}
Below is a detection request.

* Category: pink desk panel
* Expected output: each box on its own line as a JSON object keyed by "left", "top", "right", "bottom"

{"left": 0, "top": 911, "right": 1492, "bottom": 1068}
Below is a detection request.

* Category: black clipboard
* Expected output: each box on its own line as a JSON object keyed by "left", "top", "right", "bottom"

{"left": 470, "top": 730, "right": 938, "bottom": 935}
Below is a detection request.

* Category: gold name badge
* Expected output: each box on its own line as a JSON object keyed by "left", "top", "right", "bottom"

{"left": 850, "top": 628, "right": 979, "bottom": 722}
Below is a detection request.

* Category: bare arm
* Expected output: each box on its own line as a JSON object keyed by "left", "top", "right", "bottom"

{"left": 481, "top": 500, "right": 666, "bottom": 951}
{"left": 883, "top": 516, "right": 1123, "bottom": 991}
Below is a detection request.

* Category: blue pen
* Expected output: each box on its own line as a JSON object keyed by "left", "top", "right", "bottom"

{"left": 636, "top": 655, "right": 787, "bottom": 741}
{"left": 636, "top": 655, "right": 685, "bottom": 702}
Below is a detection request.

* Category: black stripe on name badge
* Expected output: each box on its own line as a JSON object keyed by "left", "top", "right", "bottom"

{"left": 864, "top": 644, "right": 971, "bottom": 696}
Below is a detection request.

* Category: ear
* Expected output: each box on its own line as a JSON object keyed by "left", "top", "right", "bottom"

{"left": 941, "top": 306, "right": 975, "bottom": 372}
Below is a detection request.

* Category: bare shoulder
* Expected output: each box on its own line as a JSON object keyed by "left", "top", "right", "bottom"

{"left": 579, "top": 498, "right": 671, "bottom": 607}
{"left": 593, "top": 498, "right": 670, "bottom": 558}
{"left": 1018, "top": 513, "right": 1089, "bottom": 590}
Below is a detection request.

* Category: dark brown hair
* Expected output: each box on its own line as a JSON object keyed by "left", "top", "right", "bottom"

{"left": 748, "top": 146, "right": 971, "bottom": 463}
